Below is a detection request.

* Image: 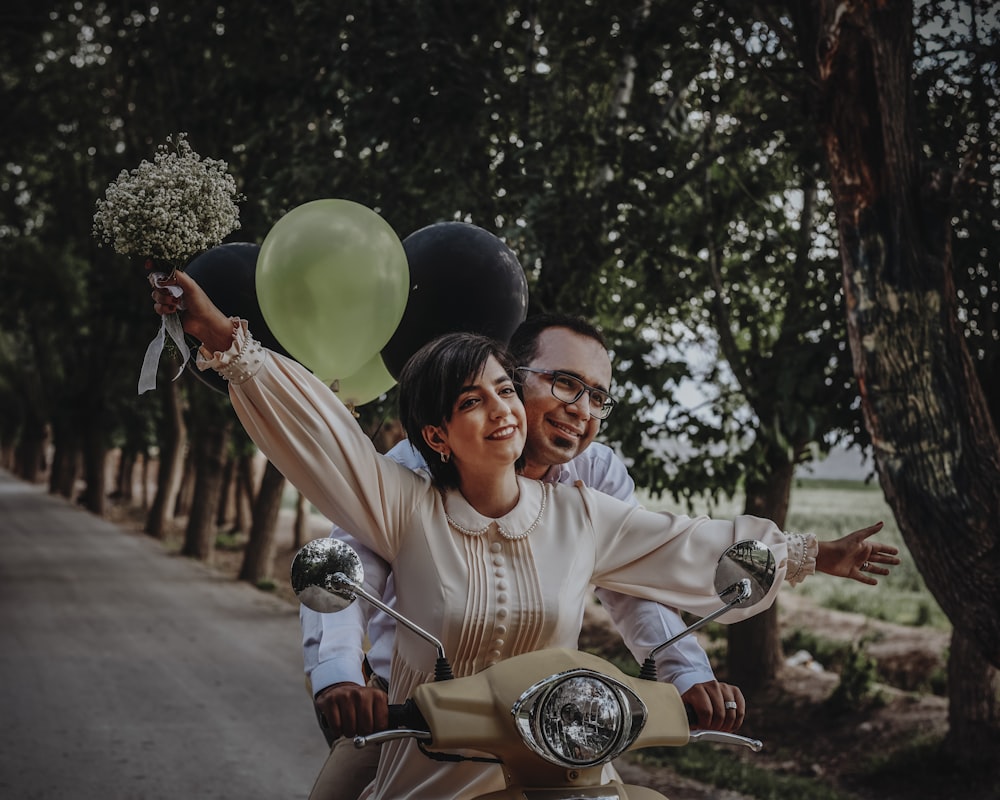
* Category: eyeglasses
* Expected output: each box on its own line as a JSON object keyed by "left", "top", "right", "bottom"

{"left": 516, "top": 367, "right": 617, "bottom": 419}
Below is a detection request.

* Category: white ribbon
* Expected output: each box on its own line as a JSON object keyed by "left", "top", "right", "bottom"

{"left": 138, "top": 273, "right": 189, "bottom": 395}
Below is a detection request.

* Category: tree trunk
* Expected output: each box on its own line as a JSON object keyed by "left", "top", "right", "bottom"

{"left": 181, "top": 418, "right": 231, "bottom": 562}
{"left": 14, "top": 418, "right": 47, "bottom": 484}
{"left": 48, "top": 436, "right": 79, "bottom": 500}
{"left": 216, "top": 455, "right": 236, "bottom": 530}
{"left": 947, "top": 628, "right": 1000, "bottom": 764}
{"left": 293, "top": 491, "right": 308, "bottom": 550}
{"left": 795, "top": 0, "right": 1000, "bottom": 744}
{"left": 140, "top": 451, "right": 151, "bottom": 510}
{"left": 239, "top": 460, "right": 285, "bottom": 584}
{"left": 727, "top": 448, "right": 796, "bottom": 692}
{"left": 234, "top": 453, "right": 255, "bottom": 533}
{"left": 78, "top": 431, "right": 107, "bottom": 516}
{"left": 173, "top": 448, "right": 195, "bottom": 519}
{"left": 145, "top": 377, "right": 186, "bottom": 539}
{"left": 114, "top": 448, "right": 137, "bottom": 502}
{"left": 804, "top": 0, "right": 1000, "bottom": 668}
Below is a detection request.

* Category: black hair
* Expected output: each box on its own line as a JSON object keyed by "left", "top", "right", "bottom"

{"left": 508, "top": 313, "right": 608, "bottom": 366}
{"left": 397, "top": 332, "right": 519, "bottom": 488}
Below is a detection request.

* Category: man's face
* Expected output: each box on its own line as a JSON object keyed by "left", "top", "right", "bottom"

{"left": 518, "top": 327, "right": 613, "bottom": 478}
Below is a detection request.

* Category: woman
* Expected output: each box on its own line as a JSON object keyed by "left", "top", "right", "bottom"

{"left": 152, "top": 272, "right": 898, "bottom": 799}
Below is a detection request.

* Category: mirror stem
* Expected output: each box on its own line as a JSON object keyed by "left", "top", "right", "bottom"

{"left": 639, "top": 579, "right": 752, "bottom": 681}
{"left": 332, "top": 573, "right": 451, "bottom": 669}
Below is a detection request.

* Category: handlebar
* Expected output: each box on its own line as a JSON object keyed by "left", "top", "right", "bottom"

{"left": 689, "top": 729, "right": 763, "bottom": 752}
{"left": 353, "top": 701, "right": 431, "bottom": 748}
{"left": 387, "top": 699, "right": 428, "bottom": 731}
{"left": 355, "top": 727, "right": 431, "bottom": 747}
{"left": 683, "top": 704, "right": 762, "bottom": 750}
{"left": 368, "top": 701, "right": 759, "bottom": 753}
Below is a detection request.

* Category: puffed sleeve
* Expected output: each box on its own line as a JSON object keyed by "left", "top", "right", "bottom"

{"left": 199, "top": 320, "right": 424, "bottom": 561}
{"left": 580, "top": 486, "right": 793, "bottom": 622}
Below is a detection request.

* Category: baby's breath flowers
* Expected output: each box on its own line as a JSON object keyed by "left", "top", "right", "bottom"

{"left": 93, "top": 133, "right": 243, "bottom": 270}
{"left": 97, "top": 134, "right": 243, "bottom": 395}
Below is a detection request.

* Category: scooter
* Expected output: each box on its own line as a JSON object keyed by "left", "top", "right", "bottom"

{"left": 291, "top": 538, "right": 775, "bottom": 799}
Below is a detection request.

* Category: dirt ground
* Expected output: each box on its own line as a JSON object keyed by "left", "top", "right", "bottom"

{"left": 110, "top": 503, "right": 997, "bottom": 800}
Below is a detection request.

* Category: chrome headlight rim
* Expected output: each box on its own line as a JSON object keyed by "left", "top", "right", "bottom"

{"left": 511, "top": 668, "right": 647, "bottom": 768}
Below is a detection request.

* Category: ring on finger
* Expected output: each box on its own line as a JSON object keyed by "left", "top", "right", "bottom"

{"left": 724, "top": 701, "right": 738, "bottom": 710}
{"left": 862, "top": 561, "right": 870, "bottom": 570}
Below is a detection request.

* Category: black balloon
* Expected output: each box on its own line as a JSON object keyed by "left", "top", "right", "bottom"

{"left": 182, "top": 242, "right": 295, "bottom": 394}
{"left": 381, "top": 222, "right": 529, "bottom": 379}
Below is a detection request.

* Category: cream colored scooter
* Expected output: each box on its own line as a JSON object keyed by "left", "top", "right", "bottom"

{"left": 291, "top": 539, "right": 774, "bottom": 800}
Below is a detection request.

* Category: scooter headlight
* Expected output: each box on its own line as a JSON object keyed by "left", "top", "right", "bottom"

{"left": 512, "top": 669, "right": 647, "bottom": 768}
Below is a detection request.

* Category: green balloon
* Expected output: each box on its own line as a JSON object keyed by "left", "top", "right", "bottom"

{"left": 257, "top": 199, "right": 409, "bottom": 379}
{"left": 322, "top": 352, "right": 396, "bottom": 407}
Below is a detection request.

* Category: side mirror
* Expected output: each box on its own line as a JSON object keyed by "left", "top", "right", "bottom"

{"left": 290, "top": 537, "right": 364, "bottom": 613}
{"left": 640, "top": 539, "right": 776, "bottom": 681}
{"left": 714, "top": 539, "right": 776, "bottom": 607}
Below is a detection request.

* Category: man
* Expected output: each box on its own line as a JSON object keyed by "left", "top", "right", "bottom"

{"left": 301, "top": 313, "right": 745, "bottom": 800}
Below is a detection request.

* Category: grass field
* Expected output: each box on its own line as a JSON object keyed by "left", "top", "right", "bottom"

{"left": 638, "top": 478, "right": 949, "bottom": 630}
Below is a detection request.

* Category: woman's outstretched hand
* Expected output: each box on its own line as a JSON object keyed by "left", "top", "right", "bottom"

{"left": 150, "top": 270, "right": 233, "bottom": 353}
{"left": 816, "top": 522, "right": 900, "bottom": 585}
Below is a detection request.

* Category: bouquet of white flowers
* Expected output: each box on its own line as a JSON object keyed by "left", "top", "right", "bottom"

{"left": 93, "top": 133, "right": 242, "bottom": 272}
{"left": 94, "top": 134, "right": 243, "bottom": 394}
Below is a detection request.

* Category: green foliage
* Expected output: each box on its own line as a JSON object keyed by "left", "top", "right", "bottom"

{"left": 912, "top": 1, "right": 1000, "bottom": 421}
{"left": 782, "top": 628, "right": 858, "bottom": 672}
{"left": 590, "top": 2, "right": 867, "bottom": 505}
{"left": 215, "top": 531, "right": 247, "bottom": 551}
{"left": 815, "top": 585, "right": 949, "bottom": 629}
{"left": 2, "top": 3, "right": 995, "bottom": 619}
{"left": 926, "top": 654, "right": 949, "bottom": 697}
{"left": 824, "top": 638, "right": 884, "bottom": 714}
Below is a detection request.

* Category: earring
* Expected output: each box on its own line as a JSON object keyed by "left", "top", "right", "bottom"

{"left": 440, "top": 451, "right": 450, "bottom": 463}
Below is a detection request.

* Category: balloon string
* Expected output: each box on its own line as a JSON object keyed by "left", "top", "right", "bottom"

{"left": 369, "top": 416, "right": 387, "bottom": 444}
{"left": 327, "top": 378, "right": 360, "bottom": 418}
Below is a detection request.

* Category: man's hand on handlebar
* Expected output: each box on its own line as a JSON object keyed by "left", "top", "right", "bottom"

{"left": 314, "top": 681, "right": 390, "bottom": 739}
{"left": 681, "top": 680, "right": 745, "bottom": 733}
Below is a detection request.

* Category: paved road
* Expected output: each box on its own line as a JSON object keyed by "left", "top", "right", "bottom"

{"left": 0, "top": 470, "right": 329, "bottom": 799}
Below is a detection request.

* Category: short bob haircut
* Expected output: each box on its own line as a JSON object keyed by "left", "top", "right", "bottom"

{"left": 398, "top": 332, "right": 520, "bottom": 488}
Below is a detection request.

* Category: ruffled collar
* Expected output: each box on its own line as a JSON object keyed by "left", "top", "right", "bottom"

{"left": 442, "top": 477, "right": 548, "bottom": 540}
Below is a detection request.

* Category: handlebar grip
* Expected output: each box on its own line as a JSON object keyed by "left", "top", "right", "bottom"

{"left": 387, "top": 699, "right": 428, "bottom": 731}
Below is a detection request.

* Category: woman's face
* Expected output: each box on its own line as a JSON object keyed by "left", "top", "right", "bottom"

{"left": 424, "top": 355, "right": 526, "bottom": 473}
